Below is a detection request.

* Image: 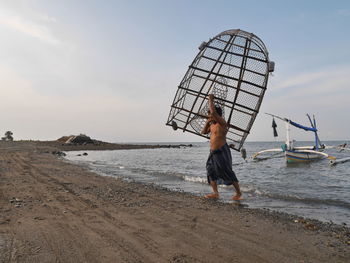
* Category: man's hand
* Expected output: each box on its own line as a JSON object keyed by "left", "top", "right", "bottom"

{"left": 208, "top": 93, "right": 227, "bottom": 128}
{"left": 207, "top": 116, "right": 214, "bottom": 123}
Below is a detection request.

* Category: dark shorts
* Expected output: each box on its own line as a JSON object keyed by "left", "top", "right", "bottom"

{"left": 206, "top": 143, "right": 238, "bottom": 185}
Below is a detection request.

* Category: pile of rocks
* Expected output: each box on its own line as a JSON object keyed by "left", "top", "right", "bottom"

{"left": 57, "top": 134, "right": 94, "bottom": 145}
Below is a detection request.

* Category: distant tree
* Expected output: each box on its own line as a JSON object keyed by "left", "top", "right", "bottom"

{"left": 2, "top": 131, "right": 14, "bottom": 141}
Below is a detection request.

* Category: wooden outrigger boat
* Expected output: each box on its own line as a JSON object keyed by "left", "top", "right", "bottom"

{"left": 253, "top": 113, "right": 340, "bottom": 163}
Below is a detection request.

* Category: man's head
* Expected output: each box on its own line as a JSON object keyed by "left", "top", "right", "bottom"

{"left": 215, "top": 106, "right": 223, "bottom": 117}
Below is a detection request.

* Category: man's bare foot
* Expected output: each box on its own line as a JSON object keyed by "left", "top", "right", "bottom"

{"left": 204, "top": 193, "right": 219, "bottom": 199}
{"left": 232, "top": 194, "right": 243, "bottom": 201}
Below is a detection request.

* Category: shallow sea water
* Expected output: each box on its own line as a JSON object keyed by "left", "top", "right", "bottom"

{"left": 65, "top": 141, "right": 350, "bottom": 225}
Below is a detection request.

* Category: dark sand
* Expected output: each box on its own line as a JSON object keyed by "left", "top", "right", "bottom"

{"left": 0, "top": 141, "right": 349, "bottom": 262}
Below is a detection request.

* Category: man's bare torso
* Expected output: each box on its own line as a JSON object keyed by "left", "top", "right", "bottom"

{"left": 200, "top": 94, "right": 229, "bottom": 151}
{"left": 209, "top": 121, "right": 228, "bottom": 150}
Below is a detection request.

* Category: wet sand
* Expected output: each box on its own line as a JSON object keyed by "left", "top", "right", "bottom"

{"left": 0, "top": 141, "right": 349, "bottom": 262}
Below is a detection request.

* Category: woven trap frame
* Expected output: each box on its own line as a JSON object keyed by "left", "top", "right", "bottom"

{"left": 166, "top": 29, "right": 274, "bottom": 151}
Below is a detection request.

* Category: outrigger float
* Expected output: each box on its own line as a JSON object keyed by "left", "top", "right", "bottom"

{"left": 252, "top": 113, "right": 350, "bottom": 165}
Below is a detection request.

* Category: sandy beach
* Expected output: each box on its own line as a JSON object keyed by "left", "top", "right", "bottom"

{"left": 0, "top": 141, "right": 349, "bottom": 263}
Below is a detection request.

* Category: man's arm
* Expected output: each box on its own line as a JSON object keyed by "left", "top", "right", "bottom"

{"left": 201, "top": 118, "right": 211, "bottom": 134}
{"left": 208, "top": 94, "right": 227, "bottom": 127}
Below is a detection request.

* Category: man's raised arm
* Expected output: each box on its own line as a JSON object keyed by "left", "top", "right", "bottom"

{"left": 208, "top": 94, "right": 226, "bottom": 126}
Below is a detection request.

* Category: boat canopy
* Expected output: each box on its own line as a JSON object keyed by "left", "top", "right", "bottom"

{"left": 288, "top": 120, "right": 317, "bottom": 132}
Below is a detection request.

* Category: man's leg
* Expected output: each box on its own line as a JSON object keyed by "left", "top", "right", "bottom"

{"left": 205, "top": 181, "right": 219, "bottom": 199}
{"left": 232, "top": 181, "right": 243, "bottom": 200}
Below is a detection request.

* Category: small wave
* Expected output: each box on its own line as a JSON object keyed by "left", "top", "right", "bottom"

{"left": 91, "top": 161, "right": 105, "bottom": 165}
{"left": 254, "top": 189, "right": 263, "bottom": 195}
{"left": 183, "top": 175, "right": 207, "bottom": 184}
{"left": 265, "top": 193, "right": 350, "bottom": 209}
{"left": 240, "top": 186, "right": 350, "bottom": 209}
{"left": 240, "top": 185, "right": 264, "bottom": 194}
{"left": 90, "top": 162, "right": 125, "bottom": 170}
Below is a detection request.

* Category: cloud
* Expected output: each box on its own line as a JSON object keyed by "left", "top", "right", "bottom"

{"left": 0, "top": 65, "right": 129, "bottom": 112}
{"left": 267, "top": 66, "right": 350, "bottom": 113}
{"left": 0, "top": 64, "right": 178, "bottom": 142}
{"left": 271, "top": 66, "right": 350, "bottom": 95}
{"left": 271, "top": 71, "right": 325, "bottom": 91}
{"left": 255, "top": 65, "right": 350, "bottom": 140}
{"left": 39, "top": 14, "right": 57, "bottom": 23}
{"left": 0, "top": 10, "right": 61, "bottom": 45}
{"left": 0, "top": 65, "right": 132, "bottom": 139}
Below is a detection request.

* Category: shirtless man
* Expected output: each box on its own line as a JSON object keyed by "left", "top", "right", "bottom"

{"left": 201, "top": 94, "right": 242, "bottom": 200}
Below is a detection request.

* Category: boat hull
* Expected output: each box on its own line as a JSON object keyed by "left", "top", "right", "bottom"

{"left": 285, "top": 150, "right": 324, "bottom": 163}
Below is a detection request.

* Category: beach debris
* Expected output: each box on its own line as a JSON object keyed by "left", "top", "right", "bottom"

{"left": 0, "top": 219, "right": 10, "bottom": 225}
{"left": 52, "top": 150, "right": 66, "bottom": 156}
{"left": 171, "top": 253, "right": 197, "bottom": 263}
{"left": 293, "top": 218, "right": 318, "bottom": 230}
{"left": 304, "top": 222, "right": 317, "bottom": 231}
{"left": 9, "top": 197, "right": 23, "bottom": 207}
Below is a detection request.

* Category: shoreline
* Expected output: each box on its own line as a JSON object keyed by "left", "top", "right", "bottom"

{"left": 63, "top": 143, "right": 350, "bottom": 227}
{"left": 0, "top": 141, "right": 349, "bottom": 262}
{"left": 75, "top": 162, "right": 350, "bottom": 234}
{"left": 65, "top": 153, "right": 349, "bottom": 230}
{"left": 12, "top": 140, "right": 194, "bottom": 152}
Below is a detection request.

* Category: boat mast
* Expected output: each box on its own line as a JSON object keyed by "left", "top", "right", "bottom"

{"left": 285, "top": 120, "right": 291, "bottom": 150}
{"left": 313, "top": 116, "right": 318, "bottom": 150}
{"left": 307, "top": 114, "right": 320, "bottom": 150}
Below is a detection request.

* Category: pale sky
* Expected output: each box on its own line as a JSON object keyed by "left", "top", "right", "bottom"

{"left": 0, "top": 0, "right": 349, "bottom": 142}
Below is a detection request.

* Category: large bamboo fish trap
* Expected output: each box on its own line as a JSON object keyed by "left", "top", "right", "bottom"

{"left": 166, "top": 29, "right": 274, "bottom": 151}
